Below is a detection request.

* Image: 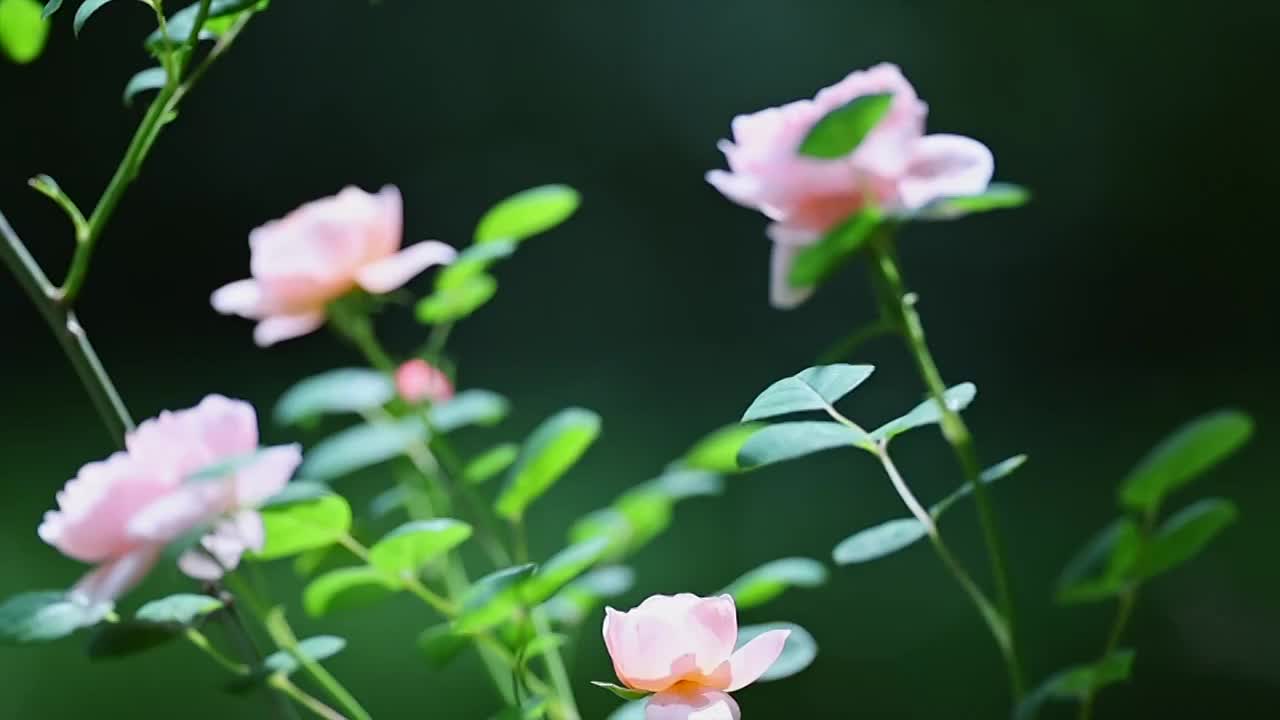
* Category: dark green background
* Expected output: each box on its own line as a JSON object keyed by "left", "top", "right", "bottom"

{"left": 2, "top": 1, "right": 1277, "bottom": 717}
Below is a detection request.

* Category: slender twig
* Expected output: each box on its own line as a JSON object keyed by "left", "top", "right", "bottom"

{"left": 818, "top": 319, "right": 897, "bottom": 364}
{"left": 270, "top": 675, "right": 350, "bottom": 720}
{"left": 185, "top": 628, "right": 251, "bottom": 675}
{"left": 867, "top": 236, "right": 1025, "bottom": 699}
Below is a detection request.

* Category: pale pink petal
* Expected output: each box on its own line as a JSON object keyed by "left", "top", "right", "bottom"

{"left": 897, "top": 134, "right": 994, "bottom": 210}
{"left": 369, "top": 185, "right": 405, "bottom": 259}
{"left": 234, "top": 444, "right": 302, "bottom": 508}
{"left": 726, "top": 629, "right": 791, "bottom": 692}
{"left": 354, "top": 240, "right": 457, "bottom": 294}
{"left": 126, "top": 483, "right": 229, "bottom": 544}
{"left": 190, "top": 395, "right": 260, "bottom": 457}
{"left": 178, "top": 512, "right": 261, "bottom": 581}
{"left": 253, "top": 312, "right": 326, "bottom": 347}
{"left": 646, "top": 690, "right": 741, "bottom": 720}
{"left": 604, "top": 605, "right": 689, "bottom": 692}
{"left": 685, "top": 595, "right": 738, "bottom": 674}
{"left": 767, "top": 230, "right": 817, "bottom": 310}
{"left": 70, "top": 546, "right": 161, "bottom": 606}
{"left": 39, "top": 453, "right": 171, "bottom": 563}
{"left": 210, "top": 279, "right": 266, "bottom": 319}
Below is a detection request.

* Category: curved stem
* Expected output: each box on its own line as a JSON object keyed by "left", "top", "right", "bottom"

{"left": 1077, "top": 589, "right": 1136, "bottom": 720}
{"left": 867, "top": 236, "right": 1024, "bottom": 699}
{"left": 185, "top": 628, "right": 251, "bottom": 675}
{"left": 270, "top": 675, "right": 351, "bottom": 720}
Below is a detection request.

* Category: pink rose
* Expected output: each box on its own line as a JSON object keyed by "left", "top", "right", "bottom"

{"left": 38, "top": 396, "right": 300, "bottom": 604}
{"left": 603, "top": 594, "right": 791, "bottom": 720}
{"left": 211, "top": 186, "right": 457, "bottom": 347}
{"left": 395, "top": 358, "right": 455, "bottom": 405}
{"left": 706, "top": 63, "right": 994, "bottom": 308}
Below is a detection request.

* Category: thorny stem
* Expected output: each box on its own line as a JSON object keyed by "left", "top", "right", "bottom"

{"left": 867, "top": 235, "right": 1025, "bottom": 699}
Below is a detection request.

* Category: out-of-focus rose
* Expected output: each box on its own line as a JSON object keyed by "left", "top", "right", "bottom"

{"left": 395, "top": 358, "right": 455, "bottom": 405}
{"left": 603, "top": 593, "right": 790, "bottom": 720}
{"left": 706, "top": 63, "right": 994, "bottom": 308}
{"left": 38, "top": 396, "right": 300, "bottom": 604}
{"left": 211, "top": 186, "right": 457, "bottom": 346}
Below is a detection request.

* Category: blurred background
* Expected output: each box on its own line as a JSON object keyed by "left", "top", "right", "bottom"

{"left": 2, "top": 0, "right": 1277, "bottom": 717}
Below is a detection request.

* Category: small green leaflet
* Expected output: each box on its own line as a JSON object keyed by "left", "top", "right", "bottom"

{"left": 797, "top": 93, "right": 893, "bottom": 159}
{"left": 452, "top": 564, "right": 538, "bottom": 634}
{"left": 72, "top": 0, "right": 115, "bottom": 36}
{"left": 368, "top": 519, "right": 474, "bottom": 576}
{"left": 122, "top": 67, "right": 168, "bottom": 108}
{"left": 417, "top": 623, "right": 468, "bottom": 669}
{"left": 541, "top": 565, "right": 635, "bottom": 625}
{"left": 590, "top": 682, "right": 650, "bottom": 701}
{"left": 910, "top": 183, "right": 1031, "bottom": 221}
{"left": 303, "top": 567, "right": 399, "bottom": 617}
{"left": 520, "top": 537, "right": 610, "bottom": 605}
{"left": 437, "top": 240, "right": 517, "bottom": 290}
{"left": 1056, "top": 519, "right": 1141, "bottom": 605}
{"left": 429, "top": 389, "right": 510, "bottom": 433}
{"left": 275, "top": 368, "right": 394, "bottom": 426}
{"left": 145, "top": 0, "right": 264, "bottom": 50}
{"left": 736, "top": 622, "right": 817, "bottom": 681}
{"left": 1119, "top": 410, "right": 1252, "bottom": 512}
{"left": 476, "top": 185, "right": 581, "bottom": 244}
{"left": 737, "top": 421, "right": 872, "bottom": 469}
{"left": 299, "top": 418, "right": 426, "bottom": 484}
{"left": 496, "top": 407, "right": 602, "bottom": 520}
{"left": 262, "top": 635, "right": 348, "bottom": 676}
{"left": 1015, "top": 650, "right": 1135, "bottom": 720}
{"left": 741, "top": 364, "right": 875, "bottom": 422}
{"left": 41, "top": 0, "right": 61, "bottom": 20}
{"left": 254, "top": 488, "right": 352, "bottom": 560}
{"left": 681, "top": 422, "right": 764, "bottom": 473}
{"left": 0, "top": 591, "right": 110, "bottom": 644}
{"left": 464, "top": 443, "right": 520, "bottom": 485}
{"left": 136, "top": 594, "right": 223, "bottom": 625}
{"left": 870, "top": 383, "right": 977, "bottom": 442}
{"left": 416, "top": 272, "right": 498, "bottom": 324}
{"left": 0, "top": 0, "right": 49, "bottom": 64}
{"left": 721, "top": 558, "right": 827, "bottom": 610}
{"left": 789, "top": 209, "right": 883, "bottom": 289}
{"left": 1136, "top": 498, "right": 1237, "bottom": 582}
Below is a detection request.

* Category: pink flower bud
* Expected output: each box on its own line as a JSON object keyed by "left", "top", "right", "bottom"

{"left": 396, "top": 359, "right": 455, "bottom": 405}
{"left": 603, "top": 593, "right": 790, "bottom": 719}
{"left": 211, "top": 186, "right": 457, "bottom": 347}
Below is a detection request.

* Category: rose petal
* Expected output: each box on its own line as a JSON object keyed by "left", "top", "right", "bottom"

{"left": 126, "top": 483, "right": 229, "bottom": 544}
{"left": 646, "top": 690, "right": 741, "bottom": 720}
{"left": 685, "top": 595, "right": 738, "bottom": 675}
{"left": 253, "top": 312, "right": 326, "bottom": 347}
{"left": 70, "top": 546, "right": 161, "bottom": 606}
{"left": 897, "top": 134, "right": 994, "bottom": 210}
{"left": 354, "top": 240, "right": 457, "bottom": 294}
{"left": 234, "top": 444, "right": 302, "bottom": 508}
{"left": 177, "top": 512, "right": 262, "bottom": 581}
{"left": 726, "top": 629, "right": 791, "bottom": 692}
{"left": 210, "top": 279, "right": 266, "bottom": 319}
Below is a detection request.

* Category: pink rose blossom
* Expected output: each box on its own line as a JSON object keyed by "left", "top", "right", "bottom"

{"left": 395, "top": 358, "right": 455, "bottom": 405}
{"left": 603, "top": 593, "right": 790, "bottom": 720}
{"left": 38, "top": 395, "right": 300, "bottom": 604}
{"left": 706, "top": 63, "right": 994, "bottom": 308}
{"left": 211, "top": 186, "right": 457, "bottom": 347}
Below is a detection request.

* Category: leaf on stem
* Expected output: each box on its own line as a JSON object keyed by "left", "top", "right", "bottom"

{"left": 298, "top": 418, "right": 427, "bottom": 484}
{"left": 0, "top": 0, "right": 49, "bottom": 64}
{"left": 303, "top": 567, "right": 399, "bottom": 618}
{"left": 869, "top": 383, "right": 977, "bottom": 442}
{"left": 368, "top": 519, "right": 473, "bottom": 577}
{"left": 254, "top": 487, "right": 352, "bottom": 560}
{"left": 464, "top": 443, "right": 520, "bottom": 485}
{"left": 429, "top": 389, "right": 510, "bottom": 433}
{"left": 1015, "top": 650, "right": 1135, "bottom": 720}
{"left": 590, "top": 682, "right": 650, "bottom": 701}
{"left": 416, "top": 272, "right": 498, "bottom": 324}
{"left": 72, "top": 0, "right": 116, "bottom": 37}
{"left": 797, "top": 93, "right": 893, "bottom": 159}
{"left": 437, "top": 240, "right": 516, "bottom": 290}
{"left": 0, "top": 591, "right": 110, "bottom": 645}
{"left": 144, "top": 0, "right": 264, "bottom": 51}
{"left": 680, "top": 422, "right": 764, "bottom": 473}
{"left": 275, "top": 368, "right": 394, "bottom": 426}
{"left": 908, "top": 183, "right": 1031, "bottom": 221}
{"left": 1055, "top": 518, "right": 1141, "bottom": 605}
{"left": 475, "top": 185, "right": 581, "bottom": 244}
{"left": 1136, "top": 498, "right": 1237, "bottom": 582}
{"left": 496, "top": 408, "right": 602, "bottom": 520}
{"left": 737, "top": 421, "right": 872, "bottom": 469}
{"left": 541, "top": 565, "right": 635, "bottom": 626}
{"left": 520, "top": 537, "right": 611, "bottom": 605}
{"left": 788, "top": 208, "right": 883, "bottom": 289}
{"left": 721, "top": 558, "right": 827, "bottom": 610}
{"left": 452, "top": 564, "right": 537, "bottom": 634}
{"left": 1118, "top": 410, "right": 1252, "bottom": 512}
{"left": 123, "top": 67, "right": 168, "bottom": 107}
{"left": 741, "top": 364, "right": 875, "bottom": 422}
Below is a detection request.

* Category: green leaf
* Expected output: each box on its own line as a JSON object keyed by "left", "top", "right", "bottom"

{"left": 303, "top": 567, "right": 399, "bottom": 617}
{"left": 1137, "top": 498, "right": 1237, "bottom": 582}
{"left": 416, "top": 272, "right": 498, "bottom": 324}
{"left": 496, "top": 408, "right": 602, "bottom": 520}
{"left": 135, "top": 594, "right": 222, "bottom": 625}
{"left": 254, "top": 491, "right": 352, "bottom": 560}
{"left": 722, "top": 558, "right": 827, "bottom": 610}
{"left": 299, "top": 418, "right": 426, "bottom": 484}
{"left": 144, "top": 0, "right": 262, "bottom": 50}
{"left": 429, "top": 389, "right": 510, "bottom": 433}
{"left": 1015, "top": 650, "right": 1135, "bottom": 720}
{"left": 0, "top": 592, "right": 107, "bottom": 644}
{"left": 1119, "top": 410, "right": 1252, "bottom": 512}
{"left": 833, "top": 518, "right": 928, "bottom": 565}
{"left": 453, "top": 564, "right": 538, "bottom": 634}
{"left": 275, "top": 368, "right": 394, "bottom": 426}
{"left": 464, "top": 443, "right": 520, "bottom": 485}
{"left": 870, "top": 383, "right": 977, "bottom": 442}
{"left": 681, "top": 423, "right": 764, "bottom": 473}
{"left": 930, "top": 454, "right": 1028, "bottom": 516}
{"left": 736, "top": 622, "right": 817, "bottom": 681}
{"left": 0, "top": 0, "right": 49, "bottom": 64}
{"left": 72, "top": 0, "right": 115, "bottom": 36}
{"left": 737, "top": 421, "right": 871, "bottom": 469}
{"left": 262, "top": 481, "right": 332, "bottom": 507}
{"left": 788, "top": 209, "right": 883, "bottom": 289}
{"left": 41, "top": 0, "right": 61, "bottom": 20}
{"left": 437, "top": 240, "right": 517, "bottom": 289}
{"left": 521, "top": 537, "right": 610, "bottom": 605}
{"left": 86, "top": 621, "right": 182, "bottom": 660}
{"left": 590, "top": 682, "right": 650, "bottom": 701}
{"left": 650, "top": 469, "right": 723, "bottom": 501}
{"left": 417, "top": 623, "right": 469, "bottom": 670}
{"left": 798, "top": 93, "right": 893, "bottom": 159}
{"left": 261, "top": 635, "right": 347, "bottom": 676}
{"left": 912, "top": 183, "right": 1031, "bottom": 221}
{"left": 476, "top": 185, "right": 581, "bottom": 244}
{"left": 122, "top": 67, "right": 167, "bottom": 108}
{"left": 368, "top": 485, "right": 408, "bottom": 519}
{"left": 368, "top": 519, "right": 473, "bottom": 576}
{"left": 1056, "top": 519, "right": 1142, "bottom": 605}
{"left": 542, "top": 566, "right": 635, "bottom": 625}
{"left": 742, "top": 364, "right": 875, "bottom": 422}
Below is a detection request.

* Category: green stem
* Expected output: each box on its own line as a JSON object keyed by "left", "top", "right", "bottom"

{"left": 1076, "top": 589, "right": 1136, "bottom": 720}
{"left": 185, "top": 628, "right": 250, "bottom": 675}
{"left": 270, "top": 675, "right": 351, "bottom": 720}
{"left": 817, "top": 319, "right": 897, "bottom": 364}
{"left": 218, "top": 592, "right": 302, "bottom": 720}
{"left": 867, "top": 236, "right": 1024, "bottom": 699}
